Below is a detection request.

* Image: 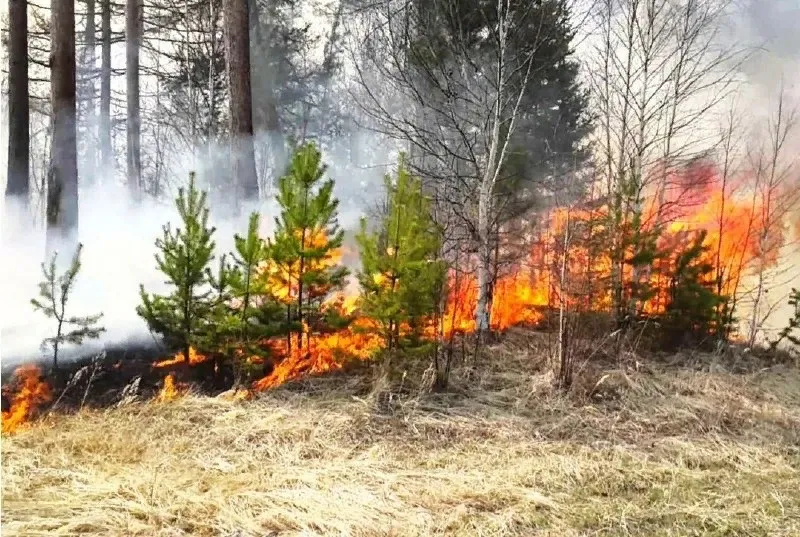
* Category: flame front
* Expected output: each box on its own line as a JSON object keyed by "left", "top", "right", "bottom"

{"left": 2, "top": 365, "right": 52, "bottom": 434}
{"left": 146, "top": 161, "right": 791, "bottom": 394}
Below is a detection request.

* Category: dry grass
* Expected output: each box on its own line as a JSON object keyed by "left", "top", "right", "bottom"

{"left": 3, "top": 337, "right": 800, "bottom": 536}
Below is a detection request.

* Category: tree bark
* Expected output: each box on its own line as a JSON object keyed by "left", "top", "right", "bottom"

{"left": 83, "top": 0, "right": 97, "bottom": 178}
{"left": 5, "top": 0, "right": 30, "bottom": 203}
{"left": 100, "top": 0, "right": 112, "bottom": 174}
{"left": 48, "top": 0, "right": 80, "bottom": 246}
{"left": 224, "top": 0, "right": 259, "bottom": 207}
{"left": 475, "top": 188, "right": 492, "bottom": 335}
{"left": 126, "top": 0, "right": 142, "bottom": 197}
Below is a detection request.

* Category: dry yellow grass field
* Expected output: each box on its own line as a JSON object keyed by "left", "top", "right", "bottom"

{"left": 2, "top": 338, "right": 799, "bottom": 536}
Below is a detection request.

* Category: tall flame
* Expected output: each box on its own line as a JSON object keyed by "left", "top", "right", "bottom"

{"left": 2, "top": 365, "right": 52, "bottom": 434}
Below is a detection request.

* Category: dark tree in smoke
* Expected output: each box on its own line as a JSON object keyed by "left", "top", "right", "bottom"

{"left": 5, "top": 0, "right": 30, "bottom": 204}
{"left": 48, "top": 0, "right": 80, "bottom": 244}
{"left": 127, "top": 0, "right": 143, "bottom": 196}
{"left": 80, "top": 0, "right": 98, "bottom": 181}
{"left": 100, "top": 0, "right": 113, "bottom": 174}
{"left": 224, "top": 0, "right": 259, "bottom": 206}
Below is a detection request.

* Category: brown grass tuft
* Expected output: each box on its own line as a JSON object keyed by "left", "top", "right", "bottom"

{"left": 3, "top": 338, "right": 799, "bottom": 536}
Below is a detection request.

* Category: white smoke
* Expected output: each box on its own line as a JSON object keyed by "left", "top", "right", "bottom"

{"left": 0, "top": 131, "right": 396, "bottom": 365}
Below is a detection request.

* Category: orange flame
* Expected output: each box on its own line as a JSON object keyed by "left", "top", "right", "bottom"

{"left": 152, "top": 161, "right": 792, "bottom": 392}
{"left": 152, "top": 347, "right": 208, "bottom": 368}
{"left": 252, "top": 316, "right": 382, "bottom": 390}
{"left": 156, "top": 373, "right": 187, "bottom": 402}
{"left": 261, "top": 228, "right": 342, "bottom": 305}
{"left": 2, "top": 365, "right": 52, "bottom": 434}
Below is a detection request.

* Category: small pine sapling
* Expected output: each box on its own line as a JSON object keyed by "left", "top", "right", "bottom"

{"left": 204, "top": 213, "right": 283, "bottom": 386}
{"left": 662, "top": 230, "right": 726, "bottom": 349}
{"left": 356, "top": 155, "right": 446, "bottom": 349}
{"left": 229, "top": 213, "right": 284, "bottom": 344}
{"left": 266, "top": 142, "right": 350, "bottom": 352}
{"left": 137, "top": 173, "right": 216, "bottom": 362}
{"left": 771, "top": 288, "right": 800, "bottom": 350}
{"left": 31, "top": 243, "right": 105, "bottom": 371}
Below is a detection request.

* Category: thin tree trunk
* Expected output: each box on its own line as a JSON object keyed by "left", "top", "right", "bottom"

{"left": 48, "top": 0, "right": 80, "bottom": 248}
{"left": 224, "top": 0, "right": 259, "bottom": 207}
{"left": 207, "top": 0, "right": 218, "bottom": 143}
{"left": 5, "top": 0, "right": 30, "bottom": 203}
{"left": 475, "top": 193, "right": 492, "bottom": 336}
{"left": 100, "top": 0, "right": 112, "bottom": 174}
{"left": 557, "top": 209, "right": 571, "bottom": 388}
{"left": 126, "top": 0, "right": 142, "bottom": 197}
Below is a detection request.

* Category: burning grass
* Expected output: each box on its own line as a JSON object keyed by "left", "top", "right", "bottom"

{"left": 2, "top": 337, "right": 799, "bottom": 536}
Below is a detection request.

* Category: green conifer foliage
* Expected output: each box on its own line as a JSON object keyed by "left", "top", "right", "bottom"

{"left": 137, "top": 173, "right": 217, "bottom": 362}
{"left": 356, "top": 156, "right": 446, "bottom": 349}
{"left": 31, "top": 243, "right": 106, "bottom": 370}
{"left": 203, "top": 213, "right": 284, "bottom": 384}
{"left": 662, "top": 230, "right": 726, "bottom": 349}
{"left": 266, "top": 142, "right": 349, "bottom": 351}
{"left": 771, "top": 288, "right": 800, "bottom": 350}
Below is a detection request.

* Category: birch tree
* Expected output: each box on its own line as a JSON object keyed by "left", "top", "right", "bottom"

{"left": 350, "top": 0, "right": 589, "bottom": 339}
{"left": 585, "top": 0, "right": 743, "bottom": 329}
{"left": 746, "top": 88, "right": 799, "bottom": 347}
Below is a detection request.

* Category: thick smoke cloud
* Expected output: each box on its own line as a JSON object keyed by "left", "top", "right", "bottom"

{"left": 0, "top": 131, "right": 393, "bottom": 364}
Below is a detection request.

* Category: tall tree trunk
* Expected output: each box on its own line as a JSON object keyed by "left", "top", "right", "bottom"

{"left": 5, "top": 0, "right": 30, "bottom": 204}
{"left": 48, "top": 0, "right": 80, "bottom": 247}
{"left": 224, "top": 0, "right": 259, "bottom": 207}
{"left": 83, "top": 0, "right": 97, "bottom": 179}
{"left": 126, "top": 0, "right": 141, "bottom": 197}
{"left": 100, "top": 0, "right": 112, "bottom": 174}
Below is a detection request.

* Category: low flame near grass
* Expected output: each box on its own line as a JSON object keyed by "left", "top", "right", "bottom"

{"left": 156, "top": 373, "right": 188, "bottom": 402}
{"left": 253, "top": 318, "right": 384, "bottom": 391}
{"left": 1, "top": 365, "right": 52, "bottom": 434}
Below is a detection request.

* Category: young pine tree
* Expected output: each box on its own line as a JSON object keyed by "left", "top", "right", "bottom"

{"left": 771, "top": 288, "right": 800, "bottom": 350}
{"left": 611, "top": 168, "right": 661, "bottom": 328}
{"left": 356, "top": 156, "right": 445, "bottom": 349}
{"left": 266, "top": 142, "right": 349, "bottom": 351}
{"left": 662, "top": 230, "right": 726, "bottom": 349}
{"left": 137, "top": 174, "right": 216, "bottom": 362}
{"left": 203, "top": 213, "right": 284, "bottom": 385}
{"left": 31, "top": 243, "right": 105, "bottom": 371}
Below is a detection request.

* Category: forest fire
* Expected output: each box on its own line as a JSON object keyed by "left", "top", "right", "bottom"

{"left": 2, "top": 163, "right": 786, "bottom": 420}
{"left": 1, "top": 365, "right": 52, "bottom": 434}
{"left": 242, "top": 162, "right": 790, "bottom": 391}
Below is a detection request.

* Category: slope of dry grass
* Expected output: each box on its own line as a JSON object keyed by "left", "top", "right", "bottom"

{"left": 3, "top": 337, "right": 800, "bottom": 536}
